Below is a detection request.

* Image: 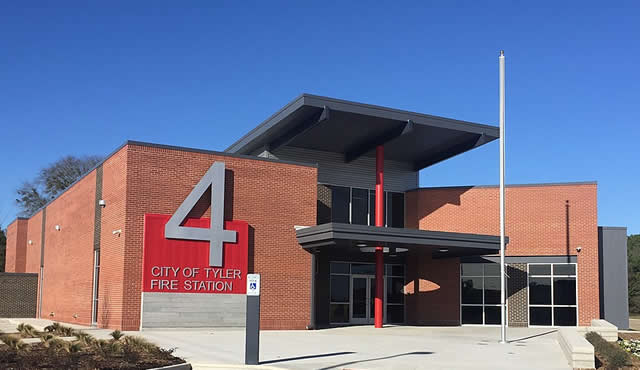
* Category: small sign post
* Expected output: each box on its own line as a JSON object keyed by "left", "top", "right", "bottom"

{"left": 245, "top": 274, "right": 261, "bottom": 365}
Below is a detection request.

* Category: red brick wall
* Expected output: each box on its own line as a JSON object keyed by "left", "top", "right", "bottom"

{"left": 5, "top": 219, "right": 27, "bottom": 273}
{"left": 123, "top": 144, "right": 317, "bottom": 330}
{"left": 98, "top": 147, "right": 128, "bottom": 329}
{"left": 406, "top": 253, "right": 460, "bottom": 325}
{"left": 40, "top": 171, "right": 96, "bottom": 326}
{"left": 25, "top": 211, "right": 43, "bottom": 274}
{"left": 406, "top": 183, "right": 599, "bottom": 326}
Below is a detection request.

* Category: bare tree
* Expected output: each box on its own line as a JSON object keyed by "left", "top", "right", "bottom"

{"left": 16, "top": 155, "right": 103, "bottom": 217}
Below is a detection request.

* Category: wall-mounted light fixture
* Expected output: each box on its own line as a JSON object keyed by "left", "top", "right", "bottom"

{"left": 98, "top": 199, "right": 106, "bottom": 208}
{"left": 439, "top": 248, "right": 449, "bottom": 253}
{"left": 55, "top": 225, "right": 61, "bottom": 231}
{"left": 113, "top": 229, "right": 122, "bottom": 237}
{"left": 28, "top": 240, "right": 33, "bottom": 245}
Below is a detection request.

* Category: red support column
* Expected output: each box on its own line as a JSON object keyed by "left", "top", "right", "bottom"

{"left": 375, "top": 145, "right": 384, "bottom": 328}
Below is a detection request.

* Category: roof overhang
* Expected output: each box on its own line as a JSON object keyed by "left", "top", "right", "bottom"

{"left": 225, "top": 94, "right": 499, "bottom": 171}
{"left": 296, "top": 223, "right": 506, "bottom": 258}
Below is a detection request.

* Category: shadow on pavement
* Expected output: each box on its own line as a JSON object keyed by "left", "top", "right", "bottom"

{"left": 509, "top": 330, "right": 557, "bottom": 343}
{"left": 316, "top": 351, "right": 434, "bottom": 369}
{"left": 260, "top": 351, "right": 356, "bottom": 364}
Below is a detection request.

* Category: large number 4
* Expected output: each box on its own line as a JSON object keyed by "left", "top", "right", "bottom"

{"left": 165, "top": 162, "right": 237, "bottom": 267}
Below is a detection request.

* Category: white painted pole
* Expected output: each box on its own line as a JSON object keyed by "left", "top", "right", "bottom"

{"left": 499, "top": 50, "right": 507, "bottom": 344}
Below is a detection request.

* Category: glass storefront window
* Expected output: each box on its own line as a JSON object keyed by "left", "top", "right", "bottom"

{"left": 329, "top": 262, "right": 405, "bottom": 325}
{"left": 331, "top": 186, "right": 350, "bottom": 223}
{"left": 330, "top": 275, "right": 349, "bottom": 303}
{"left": 528, "top": 263, "right": 577, "bottom": 326}
{"left": 460, "top": 263, "right": 502, "bottom": 325}
{"left": 351, "top": 188, "right": 369, "bottom": 225}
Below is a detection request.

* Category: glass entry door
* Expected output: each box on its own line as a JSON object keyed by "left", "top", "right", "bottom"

{"left": 350, "top": 275, "right": 378, "bottom": 324}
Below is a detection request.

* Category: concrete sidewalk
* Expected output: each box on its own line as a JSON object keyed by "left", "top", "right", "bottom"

{"left": 139, "top": 326, "right": 568, "bottom": 369}
{"left": 1, "top": 320, "right": 569, "bottom": 369}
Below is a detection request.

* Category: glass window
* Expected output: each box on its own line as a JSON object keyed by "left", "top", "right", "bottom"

{"left": 462, "top": 277, "right": 483, "bottom": 304}
{"left": 553, "top": 264, "right": 576, "bottom": 275}
{"left": 351, "top": 263, "right": 375, "bottom": 275}
{"left": 554, "top": 307, "right": 577, "bottom": 326}
{"left": 331, "top": 186, "right": 350, "bottom": 223}
{"left": 529, "top": 264, "right": 551, "bottom": 275}
{"left": 390, "top": 265, "right": 404, "bottom": 277}
{"left": 330, "top": 304, "right": 349, "bottom": 323}
{"left": 484, "top": 306, "right": 501, "bottom": 325}
{"left": 330, "top": 262, "right": 349, "bottom": 274}
{"left": 553, "top": 278, "right": 577, "bottom": 305}
{"left": 388, "top": 192, "right": 405, "bottom": 228}
{"left": 528, "top": 263, "right": 577, "bottom": 326}
{"left": 387, "top": 277, "right": 404, "bottom": 304}
{"left": 484, "top": 277, "right": 501, "bottom": 305}
{"left": 530, "top": 307, "right": 552, "bottom": 326}
{"left": 484, "top": 263, "right": 500, "bottom": 276}
{"left": 529, "top": 277, "right": 552, "bottom": 305}
{"left": 351, "top": 188, "right": 369, "bottom": 225}
{"left": 462, "top": 306, "right": 483, "bottom": 324}
{"left": 387, "top": 305, "right": 404, "bottom": 324}
{"left": 330, "top": 275, "right": 349, "bottom": 303}
{"left": 461, "top": 263, "right": 483, "bottom": 276}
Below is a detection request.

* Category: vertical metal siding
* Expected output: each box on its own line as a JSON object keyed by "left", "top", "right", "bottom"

{"left": 267, "top": 146, "right": 418, "bottom": 192}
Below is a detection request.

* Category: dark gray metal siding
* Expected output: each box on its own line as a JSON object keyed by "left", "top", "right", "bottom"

{"left": 598, "top": 226, "right": 629, "bottom": 329}
{"left": 257, "top": 146, "right": 418, "bottom": 192}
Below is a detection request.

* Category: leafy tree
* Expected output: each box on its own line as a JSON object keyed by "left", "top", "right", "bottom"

{"left": 0, "top": 228, "right": 6, "bottom": 272}
{"left": 627, "top": 234, "right": 640, "bottom": 313}
{"left": 15, "top": 155, "right": 102, "bottom": 217}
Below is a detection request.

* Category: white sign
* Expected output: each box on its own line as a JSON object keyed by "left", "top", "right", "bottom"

{"left": 247, "top": 274, "right": 260, "bottom": 296}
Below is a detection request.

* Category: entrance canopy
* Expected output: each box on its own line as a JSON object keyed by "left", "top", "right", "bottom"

{"left": 225, "top": 94, "right": 499, "bottom": 171}
{"left": 296, "top": 223, "right": 505, "bottom": 258}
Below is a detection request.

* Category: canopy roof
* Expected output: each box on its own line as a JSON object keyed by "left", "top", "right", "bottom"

{"left": 296, "top": 223, "right": 505, "bottom": 258}
{"left": 226, "top": 94, "right": 499, "bottom": 171}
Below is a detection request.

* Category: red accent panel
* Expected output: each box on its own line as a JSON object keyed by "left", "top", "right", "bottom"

{"left": 375, "top": 145, "right": 384, "bottom": 328}
{"left": 142, "top": 214, "right": 249, "bottom": 294}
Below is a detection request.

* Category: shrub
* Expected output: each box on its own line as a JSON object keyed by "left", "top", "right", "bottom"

{"left": 43, "top": 322, "right": 75, "bottom": 337}
{"left": 0, "top": 334, "right": 29, "bottom": 352}
{"left": 123, "top": 335, "right": 157, "bottom": 353}
{"left": 586, "top": 331, "right": 630, "bottom": 369}
{"left": 74, "top": 330, "right": 96, "bottom": 346}
{"left": 95, "top": 338, "right": 122, "bottom": 356}
{"left": 39, "top": 333, "right": 56, "bottom": 347}
{"left": 110, "top": 329, "right": 124, "bottom": 341}
{"left": 16, "top": 323, "right": 38, "bottom": 338}
{"left": 46, "top": 338, "right": 71, "bottom": 353}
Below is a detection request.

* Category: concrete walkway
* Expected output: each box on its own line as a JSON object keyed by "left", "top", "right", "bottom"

{"left": 1, "top": 319, "right": 569, "bottom": 369}
{"left": 141, "top": 326, "right": 568, "bottom": 369}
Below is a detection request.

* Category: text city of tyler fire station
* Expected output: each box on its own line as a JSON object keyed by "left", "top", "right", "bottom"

{"left": 149, "top": 266, "right": 243, "bottom": 292}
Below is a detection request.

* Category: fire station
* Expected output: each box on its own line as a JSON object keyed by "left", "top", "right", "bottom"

{"left": 4, "top": 94, "right": 629, "bottom": 331}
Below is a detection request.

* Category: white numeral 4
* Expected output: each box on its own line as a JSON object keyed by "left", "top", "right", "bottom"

{"left": 165, "top": 162, "right": 236, "bottom": 267}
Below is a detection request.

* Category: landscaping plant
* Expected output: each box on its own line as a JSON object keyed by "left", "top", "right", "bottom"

{"left": 586, "top": 331, "right": 630, "bottom": 369}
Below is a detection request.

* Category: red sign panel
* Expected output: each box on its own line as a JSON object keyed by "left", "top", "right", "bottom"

{"left": 142, "top": 214, "right": 248, "bottom": 294}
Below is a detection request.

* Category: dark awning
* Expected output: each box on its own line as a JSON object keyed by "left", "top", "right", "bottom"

{"left": 295, "top": 223, "right": 506, "bottom": 258}
{"left": 225, "top": 94, "right": 499, "bottom": 171}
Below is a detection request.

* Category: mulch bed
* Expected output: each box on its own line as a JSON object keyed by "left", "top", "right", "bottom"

{"left": 592, "top": 333, "right": 640, "bottom": 370}
{"left": 0, "top": 343, "right": 185, "bottom": 370}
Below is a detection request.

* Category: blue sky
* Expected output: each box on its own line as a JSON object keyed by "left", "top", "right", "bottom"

{"left": 0, "top": 2, "right": 638, "bottom": 233}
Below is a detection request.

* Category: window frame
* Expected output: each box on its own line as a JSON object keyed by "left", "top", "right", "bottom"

{"left": 460, "top": 263, "right": 503, "bottom": 326}
{"left": 322, "top": 183, "right": 405, "bottom": 228}
{"left": 527, "top": 263, "right": 578, "bottom": 327}
{"left": 329, "top": 261, "right": 406, "bottom": 325}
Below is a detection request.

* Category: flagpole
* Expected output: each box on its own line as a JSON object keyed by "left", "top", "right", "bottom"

{"left": 499, "top": 50, "right": 507, "bottom": 344}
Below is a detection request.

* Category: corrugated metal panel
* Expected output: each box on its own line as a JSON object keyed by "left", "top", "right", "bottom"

{"left": 269, "top": 146, "right": 418, "bottom": 192}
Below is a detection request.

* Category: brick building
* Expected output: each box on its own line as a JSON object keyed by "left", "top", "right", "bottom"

{"left": 4, "top": 94, "right": 629, "bottom": 330}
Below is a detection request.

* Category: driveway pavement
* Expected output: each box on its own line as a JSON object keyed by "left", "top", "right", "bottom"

{"left": 1, "top": 319, "right": 569, "bottom": 369}
{"left": 140, "top": 325, "right": 568, "bottom": 369}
